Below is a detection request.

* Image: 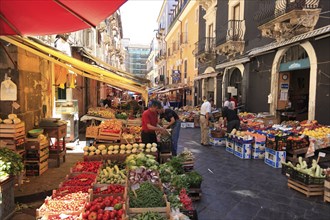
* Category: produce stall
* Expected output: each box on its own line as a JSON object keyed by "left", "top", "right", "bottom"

{"left": 34, "top": 147, "right": 201, "bottom": 219}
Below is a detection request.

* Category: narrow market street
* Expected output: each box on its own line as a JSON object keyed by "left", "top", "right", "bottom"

{"left": 11, "top": 128, "right": 330, "bottom": 220}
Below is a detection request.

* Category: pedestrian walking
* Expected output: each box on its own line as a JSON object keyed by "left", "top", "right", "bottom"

{"left": 159, "top": 108, "right": 181, "bottom": 156}
{"left": 141, "top": 100, "right": 166, "bottom": 144}
{"left": 222, "top": 105, "right": 240, "bottom": 133}
{"left": 200, "top": 97, "right": 213, "bottom": 146}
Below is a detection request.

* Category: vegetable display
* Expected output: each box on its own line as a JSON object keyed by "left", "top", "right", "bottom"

{"left": 125, "top": 153, "right": 158, "bottom": 170}
{"left": 282, "top": 157, "right": 326, "bottom": 178}
{"left": 0, "top": 147, "right": 24, "bottom": 179}
{"left": 83, "top": 143, "right": 158, "bottom": 156}
{"left": 129, "top": 182, "right": 165, "bottom": 208}
{"left": 94, "top": 184, "right": 125, "bottom": 195}
{"left": 129, "top": 168, "right": 160, "bottom": 185}
{"left": 186, "top": 171, "right": 203, "bottom": 188}
{"left": 97, "top": 165, "right": 126, "bottom": 184}
{"left": 71, "top": 161, "right": 102, "bottom": 173}
{"left": 178, "top": 148, "right": 194, "bottom": 162}
{"left": 62, "top": 173, "right": 97, "bottom": 187}
{"left": 131, "top": 212, "right": 167, "bottom": 220}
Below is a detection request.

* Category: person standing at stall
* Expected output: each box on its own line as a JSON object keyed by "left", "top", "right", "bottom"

{"left": 141, "top": 100, "right": 166, "bottom": 144}
{"left": 160, "top": 108, "right": 181, "bottom": 156}
{"left": 112, "top": 94, "right": 120, "bottom": 108}
{"left": 200, "top": 97, "right": 213, "bottom": 146}
{"left": 102, "top": 95, "right": 112, "bottom": 108}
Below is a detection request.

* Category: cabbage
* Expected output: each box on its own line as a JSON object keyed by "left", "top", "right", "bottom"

{"left": 89, "top": 146, "right": 96, "bottom": 151}
{"left": 146, "top": 143, "right": 152, "bottom": 149}
{"left": 126, "top": 144, "right": 132, "bottom": 150}
{"left": 114, "top": 145, "right": 119, "bottom": 150}
{"left": 151, "top": 147, "right": 157, "bottom": 152}
{"left": 84, "top": 151, "right": 89, "bottom": 156}
{"left": 101, "top": 149, "right": 107, "bottom": 155}
{"left": 83, "top": 146, "right": 89, "bottom": 151}
{"left": 98, "top": 144, "right": 106, "bottom": 150}
{"left": 108, "top": 151, "right": 113, "bottom": 155}
{"left": 145, "top": 149, "right": 151, "bottom": 153}
{"left": 120, "top": 144, "right": 126, "bottom": 150}
{"left": 126, "top": 150, "right": 131, "bottom": 154}
{"left": 108, "top": 145, "right": 114, "bottom": 151}
{"left": 139, "top": 143, "right": 145, "bottom": 148}
{"left": 113, "top": 150, "right": 119, "bottom": 154}
{"left": 133, "top": 143, "right": 139, "bottom": 148}
{"left": 120, "top": 150, "right": 126, "bottom": 154}
{"left": 152, "top": 143, "right": 157, "bottom": 148}
{"left": 89, "top": 152, "right": 95, "bottom": 156}
{"left": 95, "top": 149, "right": 101, "bottom": 155}
{"left": 132, "top": 148, "right": 137, "bottom": 153}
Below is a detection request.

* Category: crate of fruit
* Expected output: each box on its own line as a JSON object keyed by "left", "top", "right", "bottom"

{"left": 92, "top": 183, "right": 127, "bottom": 200}
{"left": 286, "top": 135, "right": 309, "bottom": 151}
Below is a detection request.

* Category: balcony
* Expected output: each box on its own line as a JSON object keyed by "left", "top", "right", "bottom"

{"left": 194, "top": 37, "right": 216, "bottom": 64}
{"left": 256, "top": 0, "right": 321, "bottom": 41}
{"left": 155, "top": 50, "right": 167, "bottom": 64}
{"left": 215, "top": 20, "right": 245, "bottom": 59}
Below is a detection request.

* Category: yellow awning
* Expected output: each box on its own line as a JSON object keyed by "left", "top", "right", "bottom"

{"left": 0, "top": 35, "right": 148, "bottom": 101}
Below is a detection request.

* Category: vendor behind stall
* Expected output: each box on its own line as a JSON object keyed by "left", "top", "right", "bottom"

{"left": 141, "top": 100, "right": 166, "bottom": 144}
{"left": 221, "top": 104, "right": 240, "bottom": 133}
{"left": 103, "top": 95, "right": 112, "bottom": 108}
{"left": 128, "top": 96, "right": 140, "bottom": 116}
{"left": 160, "top": 108, "right": 181, "bottom": 156}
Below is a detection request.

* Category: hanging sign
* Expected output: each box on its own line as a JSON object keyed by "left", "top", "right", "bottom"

{"left": 1, "top": 77, "right": 17, "bottom": 101}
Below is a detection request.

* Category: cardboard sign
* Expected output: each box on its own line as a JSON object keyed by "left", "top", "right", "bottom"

{"left": 319, "top": 152, "right": 326, "bottom": 158}
{"left": 105, "top": 207, "right": 114, "bottom": 211}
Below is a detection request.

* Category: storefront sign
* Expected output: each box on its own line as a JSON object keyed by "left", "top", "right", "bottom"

{"left": 279, "top": 58, "right": 310, "bottom": 72}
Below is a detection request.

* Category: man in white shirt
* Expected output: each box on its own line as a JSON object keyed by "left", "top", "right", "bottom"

{"left": 200, "top": 97, "right": 213, "bottom": 146}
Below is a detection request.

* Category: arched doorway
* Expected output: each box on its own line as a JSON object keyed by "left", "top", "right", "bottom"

{"left": 222, "top": 67, "right": 243, "bottom": 106}
{"left": 278, "top": 45, "right": 310, "bottom": 121}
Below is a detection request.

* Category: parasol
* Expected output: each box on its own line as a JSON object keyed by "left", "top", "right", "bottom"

{"left": 0, "top": 0, "right": 127, "bottom": 36}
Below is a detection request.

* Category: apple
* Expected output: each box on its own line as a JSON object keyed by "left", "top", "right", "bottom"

{"left": 88, "top": 212, "right": 97, "bottom": 220}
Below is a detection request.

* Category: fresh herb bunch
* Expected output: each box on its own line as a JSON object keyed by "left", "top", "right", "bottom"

{"left": 167, "top": 156, "right": 185, "bottom": 174}
{"left": 171, "top": 174, "right": 189, "bottom": 190}
{"left": 132, "top": 211, "right": 167, "bottom": 220}
{"left": 186, "top": 171, "right": 203, "bottom": 188}
{"left": 167, "top": 193, "right": 183, "bottom": 209}
{"left": 159, "top": 163, "right": 176, "bottom": 183}
{"left": 0, "top": 148, "right": 24, "bottom": 178}
{"left": 129, "top": 182, "right": 165, "bottom": 208}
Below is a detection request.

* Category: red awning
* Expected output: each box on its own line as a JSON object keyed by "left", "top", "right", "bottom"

{"left": 0, "top": 0, "right": 127, "bottom": 35}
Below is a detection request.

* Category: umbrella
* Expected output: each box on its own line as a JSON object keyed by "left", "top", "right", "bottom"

{"left": 0, "top": 0, "right": 127, "bottom": 36}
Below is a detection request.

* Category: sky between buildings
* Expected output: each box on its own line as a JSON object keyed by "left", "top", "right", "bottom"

{"left": 120, "top": 0, "right": 163, "bottom": 45}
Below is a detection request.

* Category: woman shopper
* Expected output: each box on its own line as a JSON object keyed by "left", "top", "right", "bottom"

{"left": 141, "top": 100, "right": 166, "bottom": 144}
{"left": 222, "top": 105, "right": 240, "bottom": 133}
{"left": 160, "top": 108, "right": 181, "bottom": 156}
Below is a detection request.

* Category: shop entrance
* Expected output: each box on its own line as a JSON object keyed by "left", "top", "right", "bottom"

{"left": 277, "top": 45, "right": 310, "bottom": 122}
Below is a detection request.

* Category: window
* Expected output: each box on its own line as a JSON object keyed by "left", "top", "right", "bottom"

{"left": 184, "top": 22, "right": 188, "bottom": 43}
{"left": 195, "top": 8, "right": 199, "bottom": 23}
{"left": 168, "top": 48, "right": 171, "bottom": 56}
{"left": 195, "top": 57, "right": 198, "bottom": 69}
{"left": 184, "top": 60, "right": 188, "bottom": 78}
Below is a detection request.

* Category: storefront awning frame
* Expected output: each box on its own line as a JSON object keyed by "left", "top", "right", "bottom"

{"left": 0, "top": 35, "right": 148, "bottom": 101}
{"left": 194, "top": 72, "right": 219, "bottom": 81}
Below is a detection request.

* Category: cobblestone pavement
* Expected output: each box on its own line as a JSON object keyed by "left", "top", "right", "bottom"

{"left": 10, "top": 128, "right": 330, "bottom": 220}
{"left": 178, "top": 128, "right": 330, "bottom": 220}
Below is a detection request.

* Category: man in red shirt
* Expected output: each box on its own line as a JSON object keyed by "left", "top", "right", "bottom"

{"left": 141, "top": 100, "right": 165, "bottom": 144}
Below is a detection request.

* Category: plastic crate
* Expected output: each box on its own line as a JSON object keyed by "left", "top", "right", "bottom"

{"left": 286, "top": 136, "right": 309, "bottom": 151}
{"left": 293, "top": 171, "right": 325, "bottom": 185}
{"left": 266, "top": 135, "right": 288, "bottom": 151}
{"left": 281, "top": 163, "right": 295, "bottom": 177}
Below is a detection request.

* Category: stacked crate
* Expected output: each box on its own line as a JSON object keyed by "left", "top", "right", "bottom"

{"left": 25, "top": 136, "right": 49, "bottom": 176}
{"left": 0, "top": 122, "right": 26, "bottom": 157}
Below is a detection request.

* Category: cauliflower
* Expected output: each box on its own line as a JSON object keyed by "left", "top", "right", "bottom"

{"left": 126, "top": 144, "right": 132, "bottom": 150}
{"left": 113, "top": 150, "right": 119, "bottom": 154}
{"left": 133, "top": 143, "right": 139, "bottom": 148}
{"left": 120, "top": 144, "right": 126, "bottom": 150}
{"left": 145, "top": 149, "right": 151, "bottom": 153}
{"left": 126, "top": 150, "right": 131, "bottom": 154}
{"left": 139, "top": 143, "right": 145, "bottom": 148}
{"left": 101, "top": 149, "right": 107, "bottom": 155}
{"left": 120, "top": 150, "right": 126, "bottom": 154}
{"left": 89, "top": 151, "right": 95, "bottom": 156}
{"left": 84, "top": 151, "right": 89, "bottom": 156}
{"left": 151, "top": 147, "right": 157, "bottom": 152}
{"left": 152, "top": 143, "right": 157, "bottom": 148}
{"left": 95, "top": 149, "right": 101, "bottom": 155}
{"left": 146, "top": 143, "right": 152, "bottom": 149}
{"left": 108, "top": 151, "right": 113, "bottom": 155}
{"left": 114, "top": 145, "right": 119, "bottom": 150}
{"left": 89, "top": 146, "right": 96, "bottom": 151}
{"left": 108, "top": 145, "right": 114, "bottom": 151}
{"left": 83, "top": 146, "right": 89, "bottom": 152}
{"left": 132, "top": 148, "right": 137, "bottom": 153}
{"left": 98, "top": 144, "right": 106, "bottom": 150}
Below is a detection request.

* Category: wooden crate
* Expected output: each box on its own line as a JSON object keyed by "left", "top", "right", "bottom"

{"left": 25, "top": 160, "right": 48, "bottom": 176}
{"left": 288, "top": 178, "right": 324, "bottom": 197}
{"left": 188, "top": 188, "right": 202, "bottom": 201}
{"left": 286, "top": 147, "right": 308, "bottom": 165}
{"left": 98, "top": 130, "right": 122, "bottom": 141}
{"left": 324, "top": 180, "right": 330, "bottom": 203}
{"left": 0, "top": 122, "right": 25, "bottom": 138}
{"left": 127, "top": 196, "right": 171, "bottom": 219}
{"left": 92, "top": 184, "right": 127, "bottom": 201}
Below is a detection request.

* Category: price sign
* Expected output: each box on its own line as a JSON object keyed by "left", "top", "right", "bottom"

{"left": 131, "top": 183, "right": 140, "bottom": 191}
{"left": 100, "top": 186, "right": 107, "bottom": 191}
{"left": 80, "top": 178, "right": 88, "bottom": 182}
{"left": 31, "top": 146, "right": 36, "bottom": 149}
{"left": 59, "top": 214, "right": 71, "bottom": 219}
{"left": 105, "top": 207, "right": 114, "bottom": 211}
{"left": 319, "top": 152, "right": 326, "bottom": 158}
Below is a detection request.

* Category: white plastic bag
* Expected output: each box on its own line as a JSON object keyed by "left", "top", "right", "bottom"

{"left": 1, "top": 78, "right": 17, "bottom": 101}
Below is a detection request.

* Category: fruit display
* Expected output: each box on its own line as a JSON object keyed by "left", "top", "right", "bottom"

{"left": 62, "top": 173, "right": 97, "bottom": 187}
{"left": 238, "top": 112, "right": 256, "bottom": 121}
{"left": 71, "top": 161, "right": 102, "bottom": 173}
{"left": 37, "top": 192, "right": 89, "bottom": 218}
{"left": 83, "top": 143, "right": 158, "bottom": 156}
{"left": 301, "top": 126, "right": 330, "bottom": 139}
{"left": 53, "top": 186, "right": 91, "bottom": 198}
{"left": 82, "top": 196, "right": 125, "bottom": 220}
{"left": 115, "top": 112, "right": 128, "bottom": 120}
{"left": 93, "top": 184, "right": 125, "bottom": 195}
{"left": 0, "top": 113, "right": 21, "bottom": 124}
{"left": 96, "top": 165, "right": 126, "bottom": 184}
{"left": 99, "top": 120, "right": 122, "bottom": 134}
{"left": 87, "top": 108, "right": 115, "bottom": 119}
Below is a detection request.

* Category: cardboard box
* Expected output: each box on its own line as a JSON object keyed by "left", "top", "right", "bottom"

{"left": 234, "top": 140, "right": 252, "bottom": 159}
{"left": 252, "top": 141, "right": 266, "bottom": 159}
{"left": 264, "top": 147, "right": 286, "bottom": 168}
{"left": 226, "top": 138, "right": 235, "bottom": 154}
{"left": 181, "top": 122, "right": 194, "bottom": 128}
{"left": 209, "top": 137, "right": 226, "bottom": 146}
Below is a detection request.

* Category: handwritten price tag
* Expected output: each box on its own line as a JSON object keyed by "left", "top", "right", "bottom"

{"left": 319, "top": 152, "right": 326, "bottom": 157}
{"left": 80, "top": 178, "right": 88, "bottom": 182}
{"left": 59, "top": 214, "right": 71, "bottom": 219}
{"left": 100, "top": 186, "right": 107, "bottom": 191}
{"left": 131, "top": 183, "right": 140, "bottom": 191}
{"left": 105, "top": 207, "right": 114, "bottom": 211}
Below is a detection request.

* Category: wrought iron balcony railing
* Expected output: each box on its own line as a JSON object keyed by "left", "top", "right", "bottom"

{"left": 255, "top": 0, "right": 320, "bottom": 25}
{"left": 216, "top": 20, "right": 244, "bottom": 46}
{"left": 194, "top": 37, "right": 215, "bottom": 56}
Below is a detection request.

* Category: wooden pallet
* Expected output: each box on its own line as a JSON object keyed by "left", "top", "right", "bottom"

{"left": 159, "top": 152, "right": 172, "bottom": 164}
{"left": 98, "top": 130, "right": 121, "bottom": 142}
{"left": 288, "top": 178, "right": 324, "bottom": 197}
